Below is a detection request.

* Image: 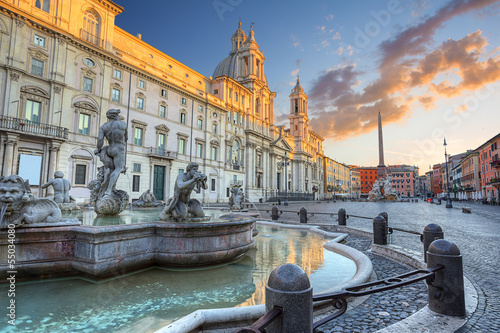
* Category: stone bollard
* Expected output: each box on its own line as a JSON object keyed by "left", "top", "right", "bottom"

{"left": 421, "top": 223, "right": 444, "bottom": 263}
{"left": 271, "top": 205, "right": 279, "bottom": 220}
{"left": 277, "top": 198, "right": 281, "bottom": 205}
{"left": 266, "top": 264, "right": 313, "bottom": 332}
{"left": 373, "top": 216, "right": 388, "bottom": 245}
{"left": 427, "top": 239, "right": 465, "bottom": 316}
{"left": 338, "top": 208, "right": 346, "bottom": 225}
{"left": 378, "top": 212, "right": 388, "bottom": 226}
{"left": 299, "top": 207, "right": 307, "bottom": 223}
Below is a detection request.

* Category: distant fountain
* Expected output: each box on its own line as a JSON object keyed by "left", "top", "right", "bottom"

{"left": 132, "top": 189, "right": 163, "bottom": 207}
{"left": 368, "top": 176, "right": 399, "bottom": 201}
{"left": 229, "top": 183, "right": 246, "bottom": 212}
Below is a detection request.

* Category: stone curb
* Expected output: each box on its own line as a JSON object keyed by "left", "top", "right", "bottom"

{"left": 155, "top": 222, "right": 478, "bottom": 333}
{"left": 158, "top": 221, "right": 373, "bottom": 333}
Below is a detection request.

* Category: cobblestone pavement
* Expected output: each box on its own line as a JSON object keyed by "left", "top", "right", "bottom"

{"left": 317, "top": 235, "right": 428, "bottom": 333}
{"left": 252, "top": 200, "right": 500, "bottom": 332}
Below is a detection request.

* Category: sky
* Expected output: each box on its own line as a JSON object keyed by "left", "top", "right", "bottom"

{"left": 114, "top": 0, "right": 500, "bottom": 173}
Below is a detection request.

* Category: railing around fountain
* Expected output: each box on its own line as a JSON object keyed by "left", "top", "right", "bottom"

{"left": 232, "top": 231, "right": 465, "bottom": 333}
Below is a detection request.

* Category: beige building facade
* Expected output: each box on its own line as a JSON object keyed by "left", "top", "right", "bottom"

{"left": 0, "top": 0, "right": 324, "bottom": 204}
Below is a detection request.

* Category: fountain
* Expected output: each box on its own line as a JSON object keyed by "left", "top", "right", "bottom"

{"left": 0, "top": 109, "right": 256, "bottom": 279}
{"left": 368, "top": 175, "right": 399, "bottom": 201}
{"left": 131, "top": 189, "right": 163, "bottom": 208}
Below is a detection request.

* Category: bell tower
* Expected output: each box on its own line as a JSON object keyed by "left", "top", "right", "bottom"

{"left": 289, "top": 76, "right": 308, "bottom": 149}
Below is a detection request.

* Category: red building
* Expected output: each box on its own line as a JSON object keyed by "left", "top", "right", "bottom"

{"left": 358, "top": 167, "right": 379, "bottom": 197}
{"left": 432, "top": 164, "right": 444, "bottom": 196}
{"left": 477, "top": 133, "right": 500, "bottom": 202}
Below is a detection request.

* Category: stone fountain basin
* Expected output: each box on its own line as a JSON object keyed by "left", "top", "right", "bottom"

{"left": 0, "top": 217, "right": 256, "bottom": 280}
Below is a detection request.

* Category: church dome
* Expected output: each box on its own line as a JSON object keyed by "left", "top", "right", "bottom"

{"left": 213, "top": 22, "right": 246, "bottom": 79}
{"left": 213, "top": 52, "right": 238, "bottom": 79}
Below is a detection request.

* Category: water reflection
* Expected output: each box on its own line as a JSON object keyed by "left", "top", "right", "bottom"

{"left": 0, "top": 225, "right": 356, "bottom": 332}
{"left": 64, "top": 208, "right": 227, "bottom": 226}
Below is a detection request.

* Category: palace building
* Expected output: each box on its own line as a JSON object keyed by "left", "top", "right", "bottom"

{"left": 0, "top": 0, "right": 324, "bottom": 203}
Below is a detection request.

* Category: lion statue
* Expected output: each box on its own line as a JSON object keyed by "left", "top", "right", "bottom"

{"left": 0, "top": 175, "right": 62, "bottom": 228}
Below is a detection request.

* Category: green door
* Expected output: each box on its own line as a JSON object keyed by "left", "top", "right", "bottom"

{"left": 153, "top": 165, "right": 166, "bottom": 200}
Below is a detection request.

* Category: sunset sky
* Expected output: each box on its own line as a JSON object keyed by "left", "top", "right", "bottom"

{"left": 115, "top": 0, "right": 500, "bottom": 173}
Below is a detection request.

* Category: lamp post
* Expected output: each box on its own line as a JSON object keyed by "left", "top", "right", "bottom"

{"left": 444, "top": 138, "right": 453, "bottom": 208}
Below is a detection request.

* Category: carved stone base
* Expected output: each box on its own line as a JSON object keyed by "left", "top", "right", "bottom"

{"left": 94, "top": 191, "right": 129, "bottom": 216}
{"left": 159, "top": 215, "right": 210, "bottom": 223}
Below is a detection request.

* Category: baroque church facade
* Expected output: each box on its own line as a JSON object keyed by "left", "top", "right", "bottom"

{"left": 0, "top": 0, "right": 324, "bottom": 203}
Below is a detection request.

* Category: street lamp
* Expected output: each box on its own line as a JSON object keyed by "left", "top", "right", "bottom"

{"left": 443, "top": 138, "right": 453, "bottom": 208}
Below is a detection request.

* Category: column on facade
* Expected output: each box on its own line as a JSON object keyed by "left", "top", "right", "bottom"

{"left": 263, "top": 149, "right": 268, "bottom": 191}
{"left": 45, "top": 143, "right": 61, "bottom": 196}
{"left": 245, "top": 143, "right": 251, "bottom": 194}
{"left": 2, "top": 135, "right": 19, "bottom": 176}
{"left": 269, "top": 153, "right": 275, "bottom": 193}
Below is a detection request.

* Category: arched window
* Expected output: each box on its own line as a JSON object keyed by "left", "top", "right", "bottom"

{"left": 83, "top": 10, "right": 101, "bottom": 47}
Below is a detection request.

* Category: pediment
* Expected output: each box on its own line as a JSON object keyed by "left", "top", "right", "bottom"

{"left": 155, "top": 124, "right": 170, "bottom": 132}
{"left": 74, "top": 101, "right": 98, "bottom": 111}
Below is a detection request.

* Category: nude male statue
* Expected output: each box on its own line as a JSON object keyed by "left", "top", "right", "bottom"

{"left": 160, "top": 162, "right": 207, "bottom": 219}
{"left": 94, "top": 109, "right": 128, "bottom": 197}
{"left": 41, "top": 171, "right": 71, "bottom": 203}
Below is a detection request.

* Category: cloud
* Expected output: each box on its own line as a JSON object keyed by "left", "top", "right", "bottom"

{"left": 290, "top": 34, "right": 304, "bottom": 51}
{"left": 291, "top": 68, "right": 300, "bottom": 76}
{"left": 307, "top": 0, "right": 500, "bottom": 141}
{"left": 295, "top": 59, "right": 303, "bottom": 67}
{"left": 326, "top": 14, "right": 334, "bottom": 21}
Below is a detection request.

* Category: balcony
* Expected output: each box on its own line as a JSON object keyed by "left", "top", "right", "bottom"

{"left": 0, "top": 116, "right": 68, "bottom": 140}
{"left": 80, "top": 29, "right": 103, "bottom": 48}
{"left": 147, "top": 148, "right": 177, "bottom": 160}
{"left": 490, "top": 159, "right": 500, "bottom": 169}
{"left": 230, "top": 180, "right": 243, "bottom": 187}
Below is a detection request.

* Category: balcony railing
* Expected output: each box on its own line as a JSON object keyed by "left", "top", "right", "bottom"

{"left": 0, "top": 116, "right": 68, "bottom": 140}
{"left": 80, "top": 29, "right": 103, "bottom": 48}
{"left": 490, "top": 159, "right": 500, "bottom": 169}
{"left": 147, "top": 147, "right": 177, "bottom": 159}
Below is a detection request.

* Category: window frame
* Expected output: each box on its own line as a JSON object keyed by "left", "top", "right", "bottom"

{"left": 77, "top": 112, "right": 91, "bottom": 135}
{"left": 82, "top": 76, "right": 94, "bottom": 93}
{"left": 33, "top": 34, "right": 46, "bottom": 48}
{"left": 31, "top": 58, "right": 45, "bottom": 76}
{"left": 113, "top": 68, "right": 122, "bottom": 80}
{"left": 138, "top": 79, "right": 146, "bottom": 89}
{"left": 159, "top": 103, "right": 167, "bottom": 118}
{"left": 74, "top": 163, "right": 88, "bottom": 186}
{"left": 111, "top": 87, "right": 121, "bottom": 103}
{"left": 132, "top": 175, "right": 140, "bottom": 192}
{"left": 136, "top": 94, "right": 145, "bottom": 110}
{"left": 131, "top": 119, "right": 147, "bottom": 146}
{"left": 180, "top": 111, "right": 187, "bottom": 124}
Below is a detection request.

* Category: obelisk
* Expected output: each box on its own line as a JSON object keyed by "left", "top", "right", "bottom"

{"left": 377, "top": 111, "right": 386, "bottom": 178}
